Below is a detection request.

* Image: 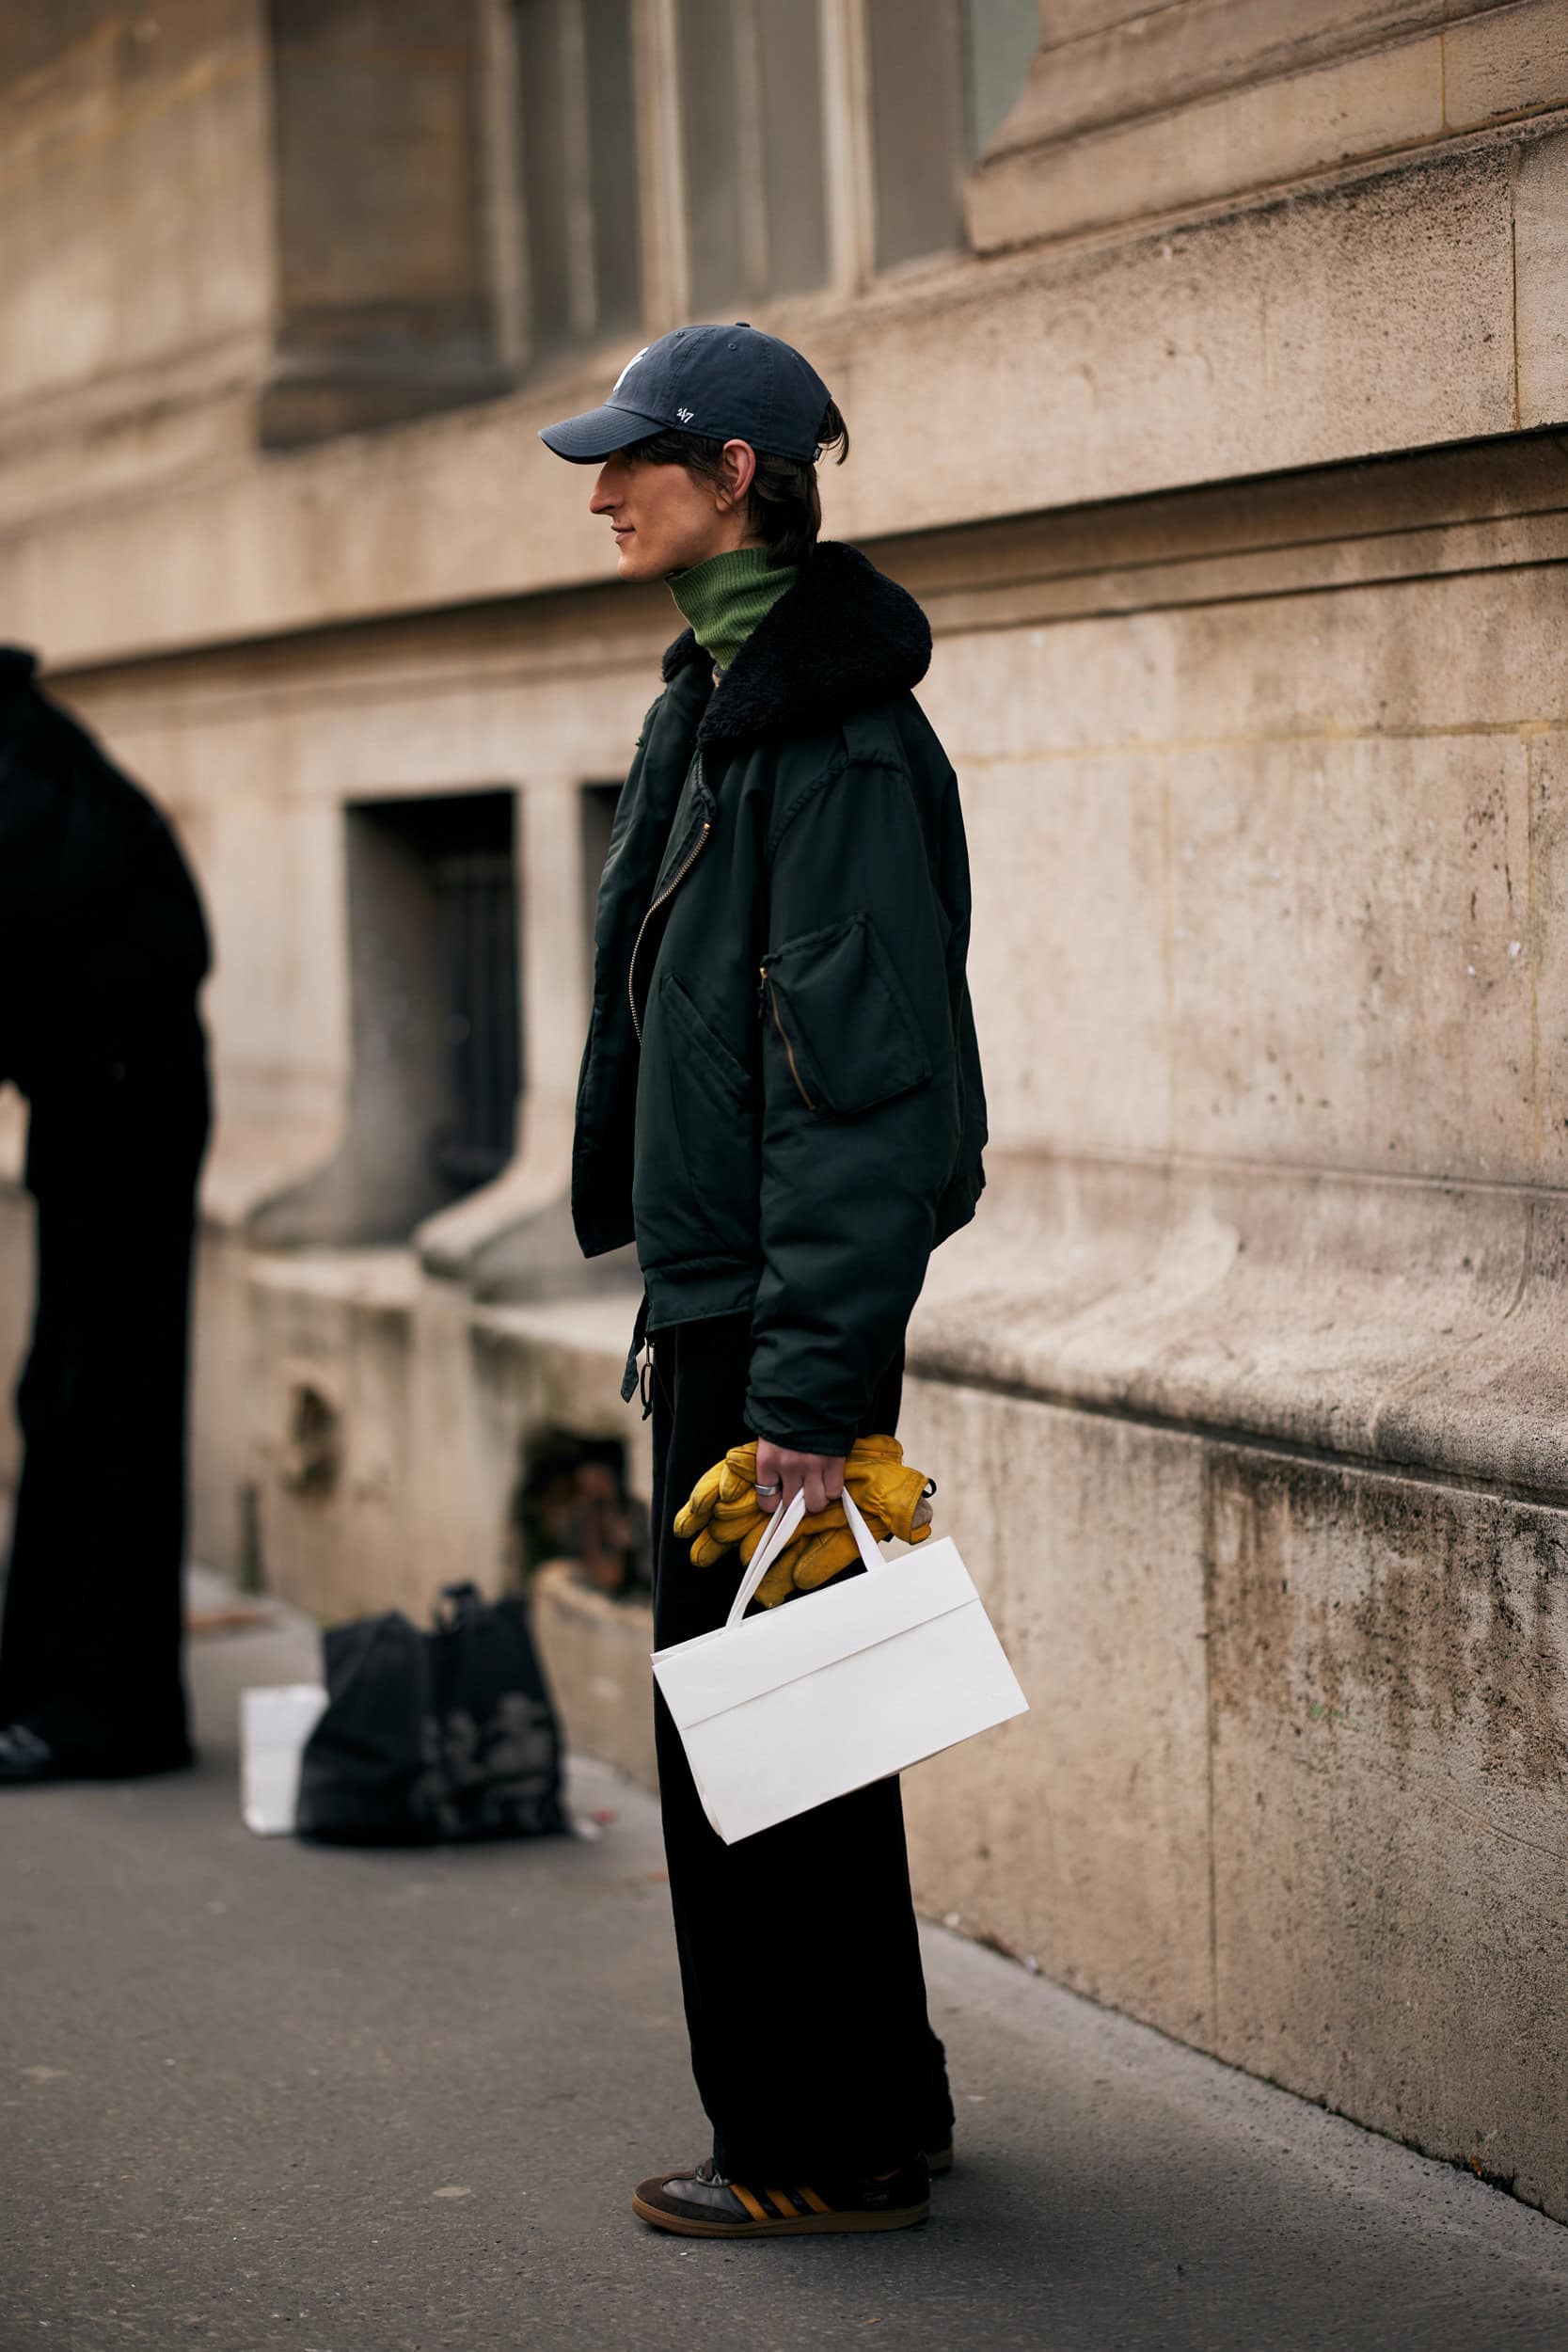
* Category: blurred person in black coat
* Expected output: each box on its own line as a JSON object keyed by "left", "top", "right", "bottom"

{"left": 0, "top": 647, "right": 211, "bottom": 1783}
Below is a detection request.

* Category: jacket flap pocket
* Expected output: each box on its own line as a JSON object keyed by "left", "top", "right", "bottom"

{"left": 660, "top": 970, "right": 753, "bottom": 1104}
{"left": 767, "top": 912, "right": 930, "bottom": 1115}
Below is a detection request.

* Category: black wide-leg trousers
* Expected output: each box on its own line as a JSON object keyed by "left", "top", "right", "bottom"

{"left": 649, "top": 1311, "right": 953, "bottom": 2180}
{"left": 0, "top": 1031, "right": 210, "bottom": 1771}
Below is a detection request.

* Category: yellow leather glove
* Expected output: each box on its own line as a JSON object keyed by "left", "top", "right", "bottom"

{"left": 672, "top": 1434, "right": 935, "bottom": 1607}
{"left": 842, "top": 1435, "right": 936, "bottom": 1543}
{"left": 672, "top": 1440, "right": 773, "bottom": 1568}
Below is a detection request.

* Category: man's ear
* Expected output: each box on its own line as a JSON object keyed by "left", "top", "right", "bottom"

{"left": 717, "top": 438, "right": 758, "bottom": 511}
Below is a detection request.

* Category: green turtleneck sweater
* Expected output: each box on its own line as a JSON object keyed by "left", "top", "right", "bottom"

{"left": 667, "top": 545, "right": 799, "bottom": 674}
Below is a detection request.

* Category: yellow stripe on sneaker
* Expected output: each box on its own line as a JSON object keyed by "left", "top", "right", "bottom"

{"left": 797, "top": 2185, "right": 832, "bottom": 2215}
{"left": 731, "top": 2183, "right": 769, "bottom": 2223}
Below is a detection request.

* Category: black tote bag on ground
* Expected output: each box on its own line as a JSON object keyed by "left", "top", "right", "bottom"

{"left": 295, "top": 1582, "right": 568, "bottom": 1846}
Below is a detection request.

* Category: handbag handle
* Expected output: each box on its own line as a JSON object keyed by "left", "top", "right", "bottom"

{"left": 724, "top": 1486, "right": 887, "bottom": 1629}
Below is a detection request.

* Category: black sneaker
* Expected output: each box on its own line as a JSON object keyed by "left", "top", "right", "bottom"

{"left": 633, "top": 2154, "right": 930, "bottom": 2237}
{"left": 0, "top": 1726, "right": 61, "bottom": 1785}
{"left": 0, "top": 1725, "right": 194, "bottom": 1785}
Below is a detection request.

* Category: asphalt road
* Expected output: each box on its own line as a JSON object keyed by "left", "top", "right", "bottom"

{"left": 4, "top": 1586, "right": 1568, "bottom": 2352}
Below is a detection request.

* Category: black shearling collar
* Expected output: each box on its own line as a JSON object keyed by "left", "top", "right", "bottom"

{"left": 659, "top": 541, "right": 931, "bottom": 755}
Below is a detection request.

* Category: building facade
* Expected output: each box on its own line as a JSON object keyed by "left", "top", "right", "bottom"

{"left": 4, "top": 1, "right": 1568, "bottom": 2216}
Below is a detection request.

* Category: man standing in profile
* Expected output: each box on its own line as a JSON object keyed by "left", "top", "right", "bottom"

{"left": 0, "top": 648, "right": 211, "bottom": 1784}
{"left": 541, "top": 325, "right": 988, "bottom": 2236}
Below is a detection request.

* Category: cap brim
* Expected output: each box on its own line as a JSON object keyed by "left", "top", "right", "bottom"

{"left": 537, "top": 402, "right": 669, "bottom": 462}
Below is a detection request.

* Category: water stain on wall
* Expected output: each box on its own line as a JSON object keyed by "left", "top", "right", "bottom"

{"left": 1203, "top": 1446, "right": 1568, "bottom": 1796}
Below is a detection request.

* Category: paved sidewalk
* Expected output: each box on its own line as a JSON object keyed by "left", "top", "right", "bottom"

{"left": 4, "top": 1583, "right": 1567, "bottom": 2352}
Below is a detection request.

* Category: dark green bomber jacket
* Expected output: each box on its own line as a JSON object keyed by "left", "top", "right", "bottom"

{"left": 571, "top": 541, "right": 988, "bottom": 1457}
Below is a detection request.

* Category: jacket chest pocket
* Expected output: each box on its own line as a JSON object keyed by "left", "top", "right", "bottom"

{"left": 760, "top": 913, "right": 931, "bottom": 1115}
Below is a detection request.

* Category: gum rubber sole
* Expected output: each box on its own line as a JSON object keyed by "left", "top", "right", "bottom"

{"left": 632, "top": 2192, "right": 930, "bottom": 2237}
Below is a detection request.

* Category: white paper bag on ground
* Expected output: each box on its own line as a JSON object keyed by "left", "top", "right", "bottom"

{"left": 653, "top": 1488, "right": 1028, "bottom": 1845}
{"left": 241, "top": 1684, "right": 327, "bottom": 1836}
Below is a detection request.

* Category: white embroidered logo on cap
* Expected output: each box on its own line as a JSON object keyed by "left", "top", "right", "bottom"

{"left": 612, "top": 347, "right": 650, "bottom": 392}
{"left": 676, "top": 406, "right": 694, "bottom": 422}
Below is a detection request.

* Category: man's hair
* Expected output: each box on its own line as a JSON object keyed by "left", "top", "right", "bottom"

{"left": 626, "top": 402, "right": 850, "bottom": 568}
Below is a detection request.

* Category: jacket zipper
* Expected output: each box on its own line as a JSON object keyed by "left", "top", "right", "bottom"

{"left": 759, "top": 964, "right": 817, "bottom": 1110}
{"left": 627, "top": 818, "right": 712, "bottom": 1041}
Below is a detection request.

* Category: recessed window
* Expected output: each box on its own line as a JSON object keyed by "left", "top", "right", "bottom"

{"left": 505, "top": 0, "right": 1040, "bottom": 365}
{"left": 962, "top": 0, "right": 1041, "bottom": 159}
{"left": 865, "top": 0, "right": 966, "bottom": 271}
{"left": 515, "top": 0, "right": 643, "bottom": 360}
{"left": 676, "top": 0, "right": 830, "bottom": 310}
{"left": 866, "top": 0, "right": 1037, "bottom": 271}
{"left": 579, "top": 782, "right": 622, "bottom": 993}
{"left": 346, "top": 792, "right": 522, "bottom": 1227}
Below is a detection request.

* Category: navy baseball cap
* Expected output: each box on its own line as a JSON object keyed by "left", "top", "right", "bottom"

{"left": 539, "top": 323, "right": 833, "bottom": 464}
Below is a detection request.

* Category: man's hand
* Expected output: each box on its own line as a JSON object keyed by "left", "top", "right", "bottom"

{"left": 754, "top": 1438, "right": 846, "bottom": 1517}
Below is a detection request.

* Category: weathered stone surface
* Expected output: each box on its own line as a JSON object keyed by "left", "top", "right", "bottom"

{"left": 230, "top": 1259, "right": 648, "bottom": 1627}
{"left": 896, "top": 1380, "right": 1215, "bottom": 2043}
{"left": 1018, "top": 2, "right": 1464, "bottom": 149}
{"left": 973, "top": 5, "right": 1551, "bottom": 257}
{"left": 188, "top": 1226, "right": 269, "bottom": 1581}
{"left": 1038, "top": 3, "right": 1168, "bottom": 47}
{"left": 913, "top": 1150, "right": 1564, "bottom": 1493}
{"left": 1206, "top": 1445, "right": 1568, "bottom": 2217}
{"left": 1158, "top": 557, "right": 1567, "bottom": 742}
{"left": 245, "top": 1248, "right": 421, "bottom": 1621}
{"left": 262, "top": 0, "right": 504, "bottom": 443}
{"left": 0, "top": 4, "right": 272, "bottom": 415}
{"left": 923, "top": 557, "right": 1568, "bottom": 1190}
{"left": 1373, "top": 1193, "right": 1568, "bottom": 1502}
{"left": 961, "top": 748, "right": 1172, "bottom": 1156}
{"left": 970, "top": 25, "right": 1448, "bottom": 253}
{"left": 1446, "top": 1, "right": 1568, "bottom": 132}
{"left": 1166, "top": 732, "right": 1534, "bottom": 1182}
{"left": 2, "top": 145, "right": 1524, "bottom": 666}
{"left": 531, "top": 1565, "right": 657, "bottom": 1796}
{"left": 1527, "top": 730, "right": 1568, "bottom": 1184}
{"left": 1514, "top": 128, "right": 1568, "bottom": 432}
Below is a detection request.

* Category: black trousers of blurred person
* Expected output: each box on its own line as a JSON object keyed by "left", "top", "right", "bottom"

{"left": 649, "top": 1311, "right": 954, "bottom": 2181}
{"left": 0, "top": 1020, "right": 210, "bottom": 1772}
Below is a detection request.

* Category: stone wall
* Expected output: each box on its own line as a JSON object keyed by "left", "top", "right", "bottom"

{"left": 10, "top": 122, "right": 1568, "bottom": 662}
{"left": 0, "top": 3, "right": 274, "bottom": 530}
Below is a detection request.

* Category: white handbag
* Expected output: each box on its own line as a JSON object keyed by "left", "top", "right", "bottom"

{"left": 653, "top": 1486, "right": 1028, "bottom": 1845}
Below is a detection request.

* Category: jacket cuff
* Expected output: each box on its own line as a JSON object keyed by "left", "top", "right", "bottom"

{"left": 744, "top": 1395, "right": 861, "bottom": 1460}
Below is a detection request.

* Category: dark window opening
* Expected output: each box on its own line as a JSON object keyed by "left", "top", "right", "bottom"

{"left": 348, "top": 791, "right": 522, "bottom": 1215}
{"left": 580, "top": 781, "right": 622, "bottom": 993}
